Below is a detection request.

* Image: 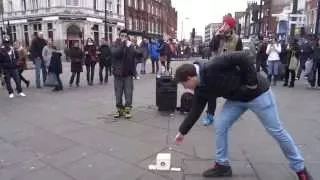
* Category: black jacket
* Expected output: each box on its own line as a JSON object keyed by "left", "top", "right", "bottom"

{"left": 179, "top": 52, "right": 270, "bottom": 135}
{"left": 99, "top": 44, "right": 111, "bottom": 65}
{"left": 30, "top": 37, "right": 47, "bottom": 59}
{"left": 111, "top": 41, "right": 142, "bottom": 77}
{"left": 48, "top": 52, "right": 62, "bottom": 74}
{"left": 0, "top": 46, "right": 19, "bottom": 70}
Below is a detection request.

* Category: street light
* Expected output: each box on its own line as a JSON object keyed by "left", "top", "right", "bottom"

{"left": 181, "top": 17, "right": 189, "bottom": 41}
{"left": 105, "top": 0, "right": 108, "bottom": 42}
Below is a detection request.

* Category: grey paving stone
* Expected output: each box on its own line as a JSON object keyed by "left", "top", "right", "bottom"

{"left": 14, "top": 131, "right": 78, "bottom": 156}
{"left": 13, "top": 166, "right": 74, "bottom": 180}
{"left": 252, "top": 163, "right": 295, "bottom": 180}
{"left": 0, "top": 160, "right": 46, "bottom": 180}
{"left": 61, "top": 153, "right": 145, "bottom": 180}
{"left": 138, "top": 172, "right": 169, "bottom": 180}
{"left": 62, "top": 127, "right": 165, "bottom": 163}
{"left": 42, "top": 145, "right": 97, "bottom": 169}
{"left": 0, "top": 147, "right": 37, "bottom": 168}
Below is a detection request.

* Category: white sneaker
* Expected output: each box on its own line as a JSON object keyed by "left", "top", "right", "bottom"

{"left": 9, "top": 94, "right": 14, "bottom": 98}
{"left": 136, "top": 76, "right": 141, "bottom": 80}
{"left": 18, "top": 92, "right": 26, "bottom": 97}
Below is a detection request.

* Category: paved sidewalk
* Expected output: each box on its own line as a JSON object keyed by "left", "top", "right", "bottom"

{"left": 0, "top": 60, "right": 319, "bottom": 180}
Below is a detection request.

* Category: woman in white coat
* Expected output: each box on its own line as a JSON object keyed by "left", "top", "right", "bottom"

{"left": 266, "top": 37, "right": 282, "bottom": 85}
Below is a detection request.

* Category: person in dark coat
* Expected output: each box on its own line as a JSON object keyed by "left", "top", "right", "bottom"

{"left": 310, "top": 38, "right": 320, "bottom": 87}
{"left": 284, "top": 39, "right": 300, "bottom": 88}
{"left": 111, "top": 30, "right": 143, "bottom": 119}
{"left": 98, "top": 39, "right": 112, "bottom": 84}
{"left": 68, "top": 41, "right": 84, "bottom": 87}
{"left": 14, "top": 41, "right": 30, "bottom": 88}
{"left": 84, "top": 38, "right": 98, "bottom": 86}
{"left": 256, "top": 37, "right": 268, "bottom": 74}
{"left": 0, "top": 38, "right": 26, "bottom": 98}
{"left": 48, "top": 46, "right": 63, "bottom": 92}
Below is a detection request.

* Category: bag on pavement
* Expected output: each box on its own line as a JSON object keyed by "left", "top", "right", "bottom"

{"left": 305, "top": 58, "right": 314, "bottom": 76}
{"left": 289, "top": 52, "right": 299, "bottom": 71}
{"left": 45, "top": 72, "right": 58, "bottom": 87}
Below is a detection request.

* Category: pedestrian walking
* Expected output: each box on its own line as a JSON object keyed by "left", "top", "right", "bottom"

{"left": 266, "top": 36, "right": 281, "bottom": 85}
{"left": 132, "top": 38, "right": 142, "bottom": 80}
{"left": 148, "top": 39, "right": 160, "bottom": 74}
{"left": 159, "top": 39, "right": 169, "bottom": 73}
{"left": 14, "top": 41, "right": 30, "bottom": 88}
{"left": 174, "top": 52, "right": 313, "bottom": 180}
{"left": 0, "top": 38, "right": 26, "bottom": 98}
{"left": 111, "top": 30, "right": 142, "bottom": 119}
{"left": 167, "top": 39, "right": 176, "bottom": 71}
{"left": 256, "top": 36, "right": 268, "bottom": 75}
{"left": 98, "top": 39, "right": 112, "bottom": 84}
{"left": 84, "top": 38, "right": 98, "bottom": 86}
{"left": 297, "top": 37, "right": 313, "bottom": 80}
{"left": 140, "top": 38, "right": 149, "bottom": 74}
{"left": 68, "top": 41, "right": 84, "bottom": 87}
{"left": 48, "top": 46, "right": 63, "bottom": 92}
{"left": 30, "top": 32, "right": 47, "bottom": 88}
{"left": 284, "top": 39, "right": 300, "bottom": 88}
{"left": 309, "top": 38, "right": 320, "bottom": 88}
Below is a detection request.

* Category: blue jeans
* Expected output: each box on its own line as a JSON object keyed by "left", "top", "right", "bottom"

{"left": 34, "top": 57, "right": 48, "bottom": 88}
{"left": 267, "top": 60, "right": 280, "bottom": 76}
{"left": 215, "top": 89, "right": 304, "bottom": 172}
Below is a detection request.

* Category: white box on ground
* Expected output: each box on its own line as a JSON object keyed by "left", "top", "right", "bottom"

{"left": 156, "top": 153, "right": 171, "bottom": 170}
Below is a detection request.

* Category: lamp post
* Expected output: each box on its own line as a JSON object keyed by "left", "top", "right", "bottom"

{"left": 105, "top": 0, "right": 108, "bottom": 42}
{"left": 290, "top": 0, "right": 298, "bottom": 37}
{"left": 180, "top": 17, "right": 189, "bottom": 41}
{"left": 315, "top": 0, "right": 320, "bottom": 35}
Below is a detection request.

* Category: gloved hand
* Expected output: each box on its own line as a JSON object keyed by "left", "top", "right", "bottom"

{"left": 201, "top": 112, "right": 215, "bottom": 126}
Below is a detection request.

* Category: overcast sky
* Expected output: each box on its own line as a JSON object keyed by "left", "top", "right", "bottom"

{"left": 171, "top": 0, "right": 248, "bottom": 40}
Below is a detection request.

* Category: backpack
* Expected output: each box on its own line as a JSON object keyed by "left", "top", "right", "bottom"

{"left": 176, "top": 91, "right": 194, "bottom": 114}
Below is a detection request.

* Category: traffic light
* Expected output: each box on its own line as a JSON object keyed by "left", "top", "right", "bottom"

{"left": 191, "top": 28, "right": 195, "bottom": 39}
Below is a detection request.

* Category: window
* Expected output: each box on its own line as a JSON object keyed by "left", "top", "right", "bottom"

{"left": 128, "top": 17, "right": 133, "bottom": 30}
{"left": 108, "top": 1, "right": 113, "bottom": 13}
{"left": 8, "top": 0, "right": 13, "bottom": 12}
{"left": 24, "top": 25, "right": 29, "bottom": 46}
{"left": 117, "top": 0, "right": 121, "bottom": 15}
{"left": 93, "top": 0, "right": 97, "bottom": 10}
{"left": 148, "top": 21, "right": 151, "bottom": 33}
{"left": 31, "top": 0, "right": 38, "bottom": 9}
{"left": 48, "top": 23, "right": 53, "bottom": 40}
{"left": 67, "top": 0, "right": 80, "bottom": 7}
{"left": 108, "top": 26, "right": 113, "bottom": 42}
{"left": 21, "top": 0, "right": 26, "bottom": 11}
{"left": 135, "top": 19, "right": 138, "bottom": 30}
{"left": 141, "top": 0, "right": 144, "bottom": 10}
{"left": 151, "top": 5, "right": 154, "bottom": 15}
{"left": 128, "top": 0, "right": 131, "bottom": 7}
{"left": 134, "top": 0, "right": 138, "bottom": 9}
{"left": 148, "top": 4, "right": 150, "bottom": 13}
{"left": 10, "top": 26, "right": 17, "bottom": 42}
{"left": 47, "top": 0, "right": 51, "bottom": 8}
{"left": 141, "top": 20, "right": 144, "bottom": 31}
{"left": 33, "top": 23, "right": 42, "bottom": 35}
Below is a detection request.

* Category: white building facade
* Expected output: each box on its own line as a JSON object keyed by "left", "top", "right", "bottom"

{"left": 204, "top": 23, "right": 221, "bottom": 44}
{"left": 1, "top": 0, "right": 125, "bottom": 49}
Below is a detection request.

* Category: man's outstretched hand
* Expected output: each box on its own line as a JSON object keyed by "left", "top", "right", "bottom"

{"left": 175, "top": 132, "right": 185, "bottom": 145}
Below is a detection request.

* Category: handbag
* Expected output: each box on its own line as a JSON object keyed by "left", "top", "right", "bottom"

{"left": 289, "top": 52, "right": 299, "bottom": 71}
{"left": 45, "top": 72, "right": 58, "bottom": 87}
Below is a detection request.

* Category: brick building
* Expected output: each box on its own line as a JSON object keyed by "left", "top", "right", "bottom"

{"left": 124, "top": 0, "right": 177, "bottom": 39}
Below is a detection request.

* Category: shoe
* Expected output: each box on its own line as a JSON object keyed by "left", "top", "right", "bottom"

{"left": 202, "top": 163, "right": 232, "bottom": 177}
{"left": 76, "top": 84, "right": 80, "bottom": 88}
{"left": 283, "top": 83, "right": 288, "bottom": 87}
{"left": 113, "top": 108, "right": 124, "bottom": 118}
{"left": 297, "top": 168, "right": 313, "bottom": 180}
{"left": 18, "top": 92, "right": 26, "bottom": 97}
{"left": 26, "top": 81, "right": 30, "bottom": 88}
{"left": 289, "top": 84, "right": 294, "bottom": 88}
{"left": 9, "top": 94, "right": 14, "bottom": 99}
{"left": 201, "top": 113, "right": 214, "bottom": 126}
{"left": 136, "top": 76, "right": 141, "bottom": 80}
{"left": 124, "top": 107, "right": 132, "bottom": 119}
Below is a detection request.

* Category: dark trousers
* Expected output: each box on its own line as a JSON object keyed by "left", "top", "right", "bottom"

{"left": 256, "top": 59, "right": 268, "bottom": 75}
{"left": 54, "top": 73, "right": 63, "bottom": 90}
{"left": 297, "top": 58, "right": 307, "bottom": 79}
{"left": 69, "top": 72, "right": 80, "bottom": 85}
{"left": 151, "top": 60, "right": 159, "bottom": 73}
{"left": 284, "top": 67, "right": 296, "bottom": 86}
{"left": 3, "top": 69, "right": 22, "bottom": 94}
{"left": 19, "top": 69, "right": 29, "bottom": 85}
{"left": 114, "top": 76, "right": 133, "bottom": 108}
{"left": 99, "top": 62, "right": 109, "bottom": 83}
{"left": 309, "top": 62, "right": 320, "bottom": 87}
{"left": 86, "top": 62, "right": 96, "bottom": 85}
{"left": 160, "top": 61, "right": 171, "bottom": 71}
